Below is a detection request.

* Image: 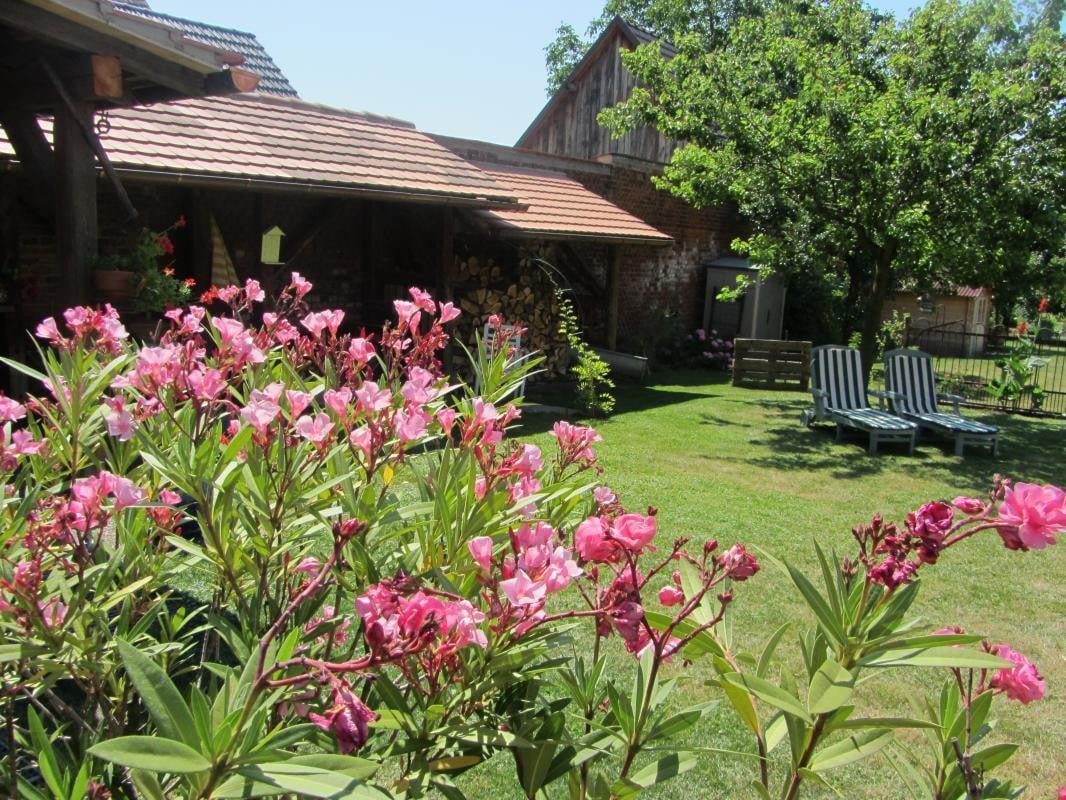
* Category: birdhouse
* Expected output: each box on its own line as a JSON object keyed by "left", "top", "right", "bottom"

{"left": 260, "top": 226, "right": 285, "bottom": 265}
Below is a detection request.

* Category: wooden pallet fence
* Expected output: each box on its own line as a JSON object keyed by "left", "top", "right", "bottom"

{"left": 732, "top": 339, "right": 811, "bottom": 390}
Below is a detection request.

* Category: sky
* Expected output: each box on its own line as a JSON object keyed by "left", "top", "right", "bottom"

{"left": 150, "top": 0, "right": 920, "bottom": 146}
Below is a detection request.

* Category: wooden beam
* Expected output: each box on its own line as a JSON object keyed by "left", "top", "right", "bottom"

{"left": 0, "top": 108, "right": 56, "bottom": 223}
{"left": 605, "top": 244, "right": 621, "bottom": 350}
{"left": 0, "top": 4, "right": 220, "bottom": 100}
{"left": 438, "top": 207, "right": 454, "bottom": 300}
{"left": 53, "top": 96, "right": 97, "bottom": 309}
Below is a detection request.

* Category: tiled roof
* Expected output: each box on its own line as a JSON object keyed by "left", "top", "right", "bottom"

{"left": 956, "top": 286, "right": 989, "bottom": 299}
{"left": 0, "top": 95, "right": 517, "bottom": 207}
{"left": 112, "top": 2, "right": 297, "bottom": 96}
{"left": 474, "top": 162, "right": 671, "bottom": 244}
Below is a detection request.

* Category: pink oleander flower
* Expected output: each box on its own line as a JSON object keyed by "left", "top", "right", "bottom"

{"left": 438, "top": 302, "right": 460, "bottom": 323}
{"left": 907, "top": 501, "right": 954, "bottom": 564}
{"left": 289, "top": 271, "right": 312, "bottom": 298}
{"left": 111, "top": 475, "right": 146, "bottom": 511}
{"left": 102, "top": 398, "right": 135, "bottom": 441}
{"left": 436, "top": 407, "right": 457, "bottom": 434}
{"left": 401, "top": 367, "right": 437, "bottom": 405}
{"left": 470, "top": 398, "right": 499, "bottom": 429}
{"left": 952, "top": 496, "right": 986, "bottom": 515}
{"left": 393, "top": 299, "right": 421, "bottom": 330}
{"left": 543, "top": 546, "right": 582, "bottom": 592}
{"left": 348, "top": 337, "right": 375, "bottom": 364}
{"left": 10, "top": 430, "right": 43, "bottom": 456}
{"left": 240, "top": 398, "right": 281, "bottom": 434}
{"left": 594, "top": 486, "right": 618, "bottom": 507}
{"left": 988, "top": 644, "right": 1046, "bottom": 704}
{"left": 719, "top": 544, "right": 759, "bottom": 581}
{"left": 468, "top": 536, "right": 494, "bottom": 574}
{"left": 612, "top": 513, "right": 657, "bottom": 554}
{"left": 309, "top": 684, "right": 378, "bottom": 754}
{"left": 355, "top": 381, "right": 392, "bottom": 413}
{"left": 285, "top": 390, "right": 313, "bottom": 418}
{"left": 294, "top": 556, "right": 320, "bottom": 574}
{"left": 868, "top": 555, "right": 918, "bottom": 590}
{"left": 574, "top": 516, "right": 618, "bottom": 563}
{"left": 610, "top": 600, "right": 646, "bottom": 645}
{"left": 513, "top": 444, "right": 543, "bottom": 478}
{"left": 394, "top": 408, "right": 429, "bottom": 442}
{"left": 659, "top": 586, "right": 684, "bottom": 606}
{"left": 500, "top": 569, "right": 547, "bottom": 607}
{"left": 38, "top": 598, "right": 68, "bottom": 629}
{"left": 36, "top": 317, "right": 60, "bottom": 341}
{"left": 348, "top": 427, "right": 372, "bottom": 458}
{"left": 324, "top": 388, "right": 353, "bottom": 417}
{"left": 295, "top": 413, "right": 334, "bottom": 444}
{"left": 997, "top": 483, "right": 1065, "bottom": 551}
{"left": 213, "top": 317, "right": 245, "bottom": 346}
{"left": 302, "top": 310, "right": 345, "bottom": 339}
{"left": 408, "top": 286, "right": 436, "bottom": 314}
{"left": 216, "top": 285, "right": 240, "bottom": 303}
{"left": 187, "top": 368, "right": 227, "bottom": 401}
{"left": 0, "top": 396, "right": 26, "bottom": 423}
{"left": 1057, "top": 786, "right": 1066, "bottom": 800}
{"left": 244, "top": 278, "right": 265, "bottom": 303}
{"left": 552, "top": 421, "right": 602, "bottom": 467}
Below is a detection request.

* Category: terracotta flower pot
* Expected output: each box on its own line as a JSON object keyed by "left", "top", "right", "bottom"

{"left": 93, "top": 269, "right": 136, "bottom": 299}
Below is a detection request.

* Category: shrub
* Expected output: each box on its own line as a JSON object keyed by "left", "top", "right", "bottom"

{"left": 0, "top": 278, "right": 1062, "bottom": 799}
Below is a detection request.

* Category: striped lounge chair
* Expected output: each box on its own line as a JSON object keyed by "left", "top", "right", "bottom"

{"left": 802, "top": 345, "right": 917, "bottom": 455}
{"left": 883, "top": 348, "right": 999, "bottom": 456}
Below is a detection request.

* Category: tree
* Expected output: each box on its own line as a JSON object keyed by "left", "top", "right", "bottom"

{"left": 601, "top": 0, "right": 1066, "bottom": 377}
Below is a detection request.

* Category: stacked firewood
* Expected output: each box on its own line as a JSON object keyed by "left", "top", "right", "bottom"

{"left": 452, "top": 253, "right": 568, "bottom": 377}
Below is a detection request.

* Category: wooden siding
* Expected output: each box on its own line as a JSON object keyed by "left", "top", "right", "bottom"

{"left": 521, "top": 30, "right": 675, "bottom": 164}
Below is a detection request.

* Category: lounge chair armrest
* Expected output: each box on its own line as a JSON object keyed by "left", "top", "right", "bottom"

{"left": 938, "top": 392, "right": 963, "bottom": 413}
{"left": 868, "top": 389, "right": 901, "bottom": 410}
{"left": 810, "top": 388, "right": 827, "bottom": 397}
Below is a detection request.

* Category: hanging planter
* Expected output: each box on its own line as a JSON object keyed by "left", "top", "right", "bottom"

{"left": 93, "top": 268, "right": 136, "bottom": 299}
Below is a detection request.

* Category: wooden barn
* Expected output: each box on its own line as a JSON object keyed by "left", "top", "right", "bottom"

{"left": 514, "top": 17, "right": 753, "bottom": 352}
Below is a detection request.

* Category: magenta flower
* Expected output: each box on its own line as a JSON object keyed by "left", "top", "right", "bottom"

{"left": 543, "top": 546, "right": 582, "bottom": 592}
{"left": 408, "top": 286, "right": 436, "bottom": 314}
{"left": 659, "top": 586, "right": 684, "bottom": 606}
{"left": 952, "top": 496, "right": 985, "bottom": 515}
{"left": 997, "top": 483, "right": 1065, "bottom": 550}
{"left": 244, "top": 278, "right": 265, "bottom": 303}
{"left": 102, "top": 398, "right": 135, "bottom": 441}
{"left": 38, "top": 598, "right": 68, "bottom": 629}
{"left": 719, "top": 544, "right": 760, "bottom": 581}
{"left": 212, "top": 317, "right": 245, "bottom": 346}
{"left": 295, "top": 413, "right": 334, "bottom": 444}
{"left": 401, "top": 367, "right": 437, "bottom": 405}
{"left": 35, "top": 317, "right": 60, "bottom": 341}
{"left": 301, "top": 310, "right": 345, "bottom": 339}
{"left": 294, "top": 556, "right": 321, "bottom": 574}
{"left": 574, "top": 516, "right": 618, "bottom": 563}
{"left": 394, "top": 408, "right": 429, "bottom": 442}
{"left": 309, "top": 684, "right": 378, "bottom": 754}
{"left": 988, "top": 644, "right": 1046, "bottom": 704}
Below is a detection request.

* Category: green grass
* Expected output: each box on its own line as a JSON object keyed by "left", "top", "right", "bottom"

{"left": 459, "top": 369, "right": 1066, "bottom": 799}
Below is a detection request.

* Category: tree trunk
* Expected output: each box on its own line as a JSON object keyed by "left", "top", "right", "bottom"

{"left": 858, "top": 244, "right": 896, "bottom": 385}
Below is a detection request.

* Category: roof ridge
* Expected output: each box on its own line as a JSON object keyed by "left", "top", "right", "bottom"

{"left": 215, "top": 93, "right": 417, "bottom": 130}
{"left": 111, "top": 1, "right": 260, "bottom": 39}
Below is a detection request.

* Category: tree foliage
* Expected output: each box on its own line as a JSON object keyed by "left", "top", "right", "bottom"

{"left": 600, "top": 0, "right": 1065, "bottom": 372}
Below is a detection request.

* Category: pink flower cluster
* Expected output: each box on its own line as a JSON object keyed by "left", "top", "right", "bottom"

{"left": 36, "top": 304, "right": 128, "bottom": 355}
{"left": 996, "top": 482, "right": 1065, "bottom": 551}
{"left": 308, "top": 681, "right": 378, "bottom": 753}
{"left": 987, "top": 644, "right": 1046, "bottom": 704}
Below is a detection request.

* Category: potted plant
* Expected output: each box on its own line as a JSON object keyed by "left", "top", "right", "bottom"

{"left": 91, "top": 253, "right": 137, "bottom": 299}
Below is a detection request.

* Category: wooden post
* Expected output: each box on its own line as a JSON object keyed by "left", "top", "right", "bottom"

{"left": 438, "top": 207, "right": 454, "bottom": 300}
{"left": 605, "top": 244, "right": 621, "bottom": 350}
{"left": 53, "top": 98, "right": 97, "bottom": 309}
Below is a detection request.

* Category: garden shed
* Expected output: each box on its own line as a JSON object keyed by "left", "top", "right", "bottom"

{"left": 702, "top": 257, "right": 787, "bottom": 340}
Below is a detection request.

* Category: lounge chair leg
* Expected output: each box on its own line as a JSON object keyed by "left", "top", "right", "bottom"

{"left": 955, "top": 438, "right": 965, "bottom": 457}
{"left": 992, "top": 438, "right": 999, "bottom": 457}
{"left": 836, "top": 425, "right": 844, "bottom": 442}
{"left": 868, "top": 435, "right": 878, "bottom": 456}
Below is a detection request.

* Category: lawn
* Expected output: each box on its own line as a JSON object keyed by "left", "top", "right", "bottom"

{"left": 459, "top": 369, "right": 1066, "bottom": 799}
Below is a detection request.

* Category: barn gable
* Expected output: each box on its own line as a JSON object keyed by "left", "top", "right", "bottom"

{"left": 517, "top": 18, "right": 676, "bottom": 164}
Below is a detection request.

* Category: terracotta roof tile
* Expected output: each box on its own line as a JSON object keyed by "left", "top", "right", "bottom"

{"left": 474, "top": 162, "right": 672, "bottom": 244}
{"left": 0, "top": 95, "right": 517, "bottom": 206}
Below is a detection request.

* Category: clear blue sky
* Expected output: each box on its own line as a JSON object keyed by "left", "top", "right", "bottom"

{"left": 150, "top": 0, "right": 920, "bottom": 146}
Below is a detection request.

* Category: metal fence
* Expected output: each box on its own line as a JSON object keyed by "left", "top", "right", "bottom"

{"left": 893, "top": 325, "right": 1066, "bottom": 417}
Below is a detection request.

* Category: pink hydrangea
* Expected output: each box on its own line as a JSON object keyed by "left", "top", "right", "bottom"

{"left": 997, "top": 483, "right": 1065, "bottom": 550}
{"left": 988, "top": 644, "right": 1046, "bottom": 704}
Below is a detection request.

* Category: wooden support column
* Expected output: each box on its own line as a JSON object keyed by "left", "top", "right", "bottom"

{"left": 438, "top": 207, "right": 454, "bottom": 300}
{"left": 53, "top": 98, "right": 97, "bottom": 310}
{"left": 605, "top": 244, "right": 621, "bottom": 350}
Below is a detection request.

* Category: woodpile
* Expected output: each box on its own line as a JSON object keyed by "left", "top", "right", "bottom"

{"left": 452, "top": 252, "right": 568, "bottom": 377}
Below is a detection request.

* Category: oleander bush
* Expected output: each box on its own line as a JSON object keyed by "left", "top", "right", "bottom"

{"left": 0, "top": 277, "right": 1062, "bottom": 800}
